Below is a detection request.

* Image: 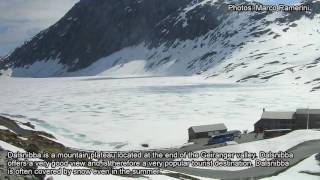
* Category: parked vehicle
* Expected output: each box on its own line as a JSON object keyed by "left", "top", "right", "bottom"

{"left": 207, "top": 130, "right": 242, "bottom": 145}
{"left": 208, "top": 132, "right": 234, "bottom": 145}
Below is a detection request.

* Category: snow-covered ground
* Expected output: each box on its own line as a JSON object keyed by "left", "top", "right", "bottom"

{"left": 0, "top": 140, "right": 186, "bottom": 180}
{"left": 186, "top": 130, "right": 320, "bottom": 171}
{"left": 50, "top": 174, "right": 178, "bottom": 180}
{"left": 49, "top": 172, "right": 215, "bottom": 180}
{"left": 0, "top": 76, "right": 319, "bottom": 151}
{"left": 263, "top": 154, "right": 320, "bottom": 180}
{"left": 0, "top": 140, "right": 25, "bottom": 152}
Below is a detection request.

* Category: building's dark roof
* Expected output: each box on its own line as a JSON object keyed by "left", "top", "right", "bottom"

{"left": 227, "top": 130, "right": 241, "bottom": 134}
{"left": 264, "top": 129, "right": 292, "bottom": 132}
{"left": 210, "top": 130, "right": 241, "bottom": 137}
{"left": 189, "top": 123, "right": 227, "bottom": 133}
{"left": 261, "top": 111, "right": 295, "bottom": 120}
{"left": 296, "top": 109, "right": 320, "bottom": 115}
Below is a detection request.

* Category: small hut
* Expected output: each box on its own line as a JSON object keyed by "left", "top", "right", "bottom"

{"left": 188, "top": 123, "right": 227, "bottom": 140}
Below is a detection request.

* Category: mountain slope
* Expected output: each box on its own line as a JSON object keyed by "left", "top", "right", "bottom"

{"left": 0, "top": 0, "right": 193, "bottom": 71}
{"left": 0, "top": 0, "right": 320, "bottom": 91}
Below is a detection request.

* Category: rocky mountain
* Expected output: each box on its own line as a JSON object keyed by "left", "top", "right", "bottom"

{"left": 0, "top": 0, "right": 320, "bottom": 91}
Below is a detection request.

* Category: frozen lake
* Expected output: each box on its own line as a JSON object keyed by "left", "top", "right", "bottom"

{"left": 0, "top": 76, "right": 318, "bottom": 150}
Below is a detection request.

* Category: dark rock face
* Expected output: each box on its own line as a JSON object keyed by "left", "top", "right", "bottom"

{"left": 2, "top": 0, "right": 194, "bottom": 71}
{"left": 0, "top": 116, "right": 67, "bottom": 180}
{"left": 149, "top": 0, "right": 229, "bottom": 46}
{"left": 0, "top": 151, "right": 43, "bottom": 180}
{"left": 1, "top": 0, "right": 234, "bottom": 72}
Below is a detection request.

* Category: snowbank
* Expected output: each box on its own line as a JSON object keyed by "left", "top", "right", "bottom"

{"left": 263, "top": 154, "right": 320, "bottom": 180}
{"left": 0, "top": 140, "right": 25, "bottom": 152}
{"left": 188, "top": 130, "right": 320, "bottom": 171}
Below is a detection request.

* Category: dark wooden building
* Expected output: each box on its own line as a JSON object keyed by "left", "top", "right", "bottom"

{"left": 254, "top": 109, "right": 320, "bottom": 133}
{"left": 188, "top": 123, "right": 227, "bottom": 140}
{"left": 295, "top": 109, "right": 320, "bottom": 129}
{"left": 254, "top": 111, "right": 295, "bottom": 132}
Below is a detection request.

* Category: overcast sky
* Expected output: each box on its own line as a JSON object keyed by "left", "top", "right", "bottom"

{"left": 0, "top": 0, "right": 78, "bottom": 56}
{"left": 0, "top": 0, "right": 302, "bottom": 57}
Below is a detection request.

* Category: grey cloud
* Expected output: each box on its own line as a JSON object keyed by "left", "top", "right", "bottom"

{"left": 0, "top": 0, "right": 78, "bottom": 55}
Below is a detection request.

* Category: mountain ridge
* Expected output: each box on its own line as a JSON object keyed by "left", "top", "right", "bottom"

{"left": 0, "top": 0, "right": 320, "bottom": 91}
